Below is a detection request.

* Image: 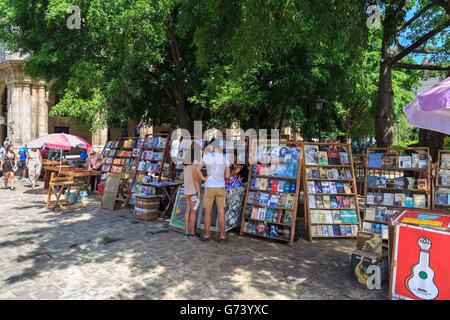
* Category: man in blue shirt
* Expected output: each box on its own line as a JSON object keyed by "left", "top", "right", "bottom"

{"left": 19, "top": 146, "right": 28, "bottom": 180}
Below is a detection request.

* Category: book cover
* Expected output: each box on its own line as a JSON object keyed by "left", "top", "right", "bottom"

{"left": 376, "top": 176, "right": 387, "bottom": 188}
{"left": 251, "top": 207, "right": 259, "bottom": 219}
{"left": 368, "top": 153, "right": 383, "bottom": 168}
{"left": 257, "top": 207, "right": 267, "bottom": 220}
{"left": 394, "top": 193, "right": 404, "bottom": 206}
{"left": 318, "top": 211, "right": 327, "bottom": 223}
{"left": 315, "top": 195, "right": 324, "bottom": 208}
{"left": 310, "top": 211, "right": 320, "bottom": 223}
{"left": 411, "top": 153, "right": 420, "bottom": 168}
{"left": 285, "top": 194, "right": 295, "bottom": 209}
{"left": 323, "top": 195, "right": 331, "bottom": 208}
{"left": 406, "top": 177, "right": 416, "bottom": 189}
{"left": 344, "top": 167, "right": 353, "bottom": 179}
{"left": 318, "top": 151, "right": 329, "bottom": 165}
{"left": 339, "top": 152, "right": 350, "bottom": 165}
{"left": 327, "top": 149, "right": 341, "bottom": 165}
{"left": 265, "top": 208, "right": 273, "bottom": 222}
{"left": 260, "top": 178, "right": 268, "bottom": 190}
{"left": 269, "top": 164, "right": 278, "bottom": 176}
{"left": 436, "top": 191, "right": 449, "bottom": 204}
{"left": 315, "top": 225, "right": 322, "bottom": 236}
{"left": 274, "top": 210, "right": 282, "bottom": 224}
{"left": 367, "top": 176, "right": 377, "bottom": 187}
{"left": 365, "top": 207, "right": 376, "bottom": 221}
{"left": 322, "top": 225, "right": 329, "bottom": 237}
{"left": 417, "top": 179, "right": 427, "bottom": 191}
{"left": 319, "top": 167, "right": 328, "bottom": 179}
{"left": 322, "top": 181, "right": 331, "bottom": 193}
{"left": 343, "top": 183, "right": 352, "bottom": 194}
{"left": 262, "top": 165, "right": 270, "bottom": 176}
{"left": 268, "top": 194, "right": 279, "bottom": 207}
{"left": 413, "top": 194, "right": 426, "bottom": 208}
{"left": 247, "top": 191, "right": 256, "bottom": 204}
{"left": 442, "top": 154, "right": 450, "bottom": 168}
{"left": 334, "top": 225, "right": 341, "bottom": 236}
{"left": 314, "top": 181, "right": 323, "bottom": 193}
{"left": 306, "top": 168, "right": 312, "bottom": 179}
{"left": 326, "top": 169, "right": 334, "bottom": 179}
{"left": 382, "top": 193, "right": 394, "bottom": 206}
{"left": 332, "top": 210, "right": 342, "bottom": 223}
{"left": 374, "top": 192, "right": 384, "bottom": 205}
{"left": 278, "top": 194, "right": 287, "bottom": 207}
{"left": 330, "top": 182, "right": 337, "bottom": 193}
{"left": 339, "top": 225, "right": 347, "bottom": 236}
{"left": 398, "top": 155, "right": 412, "bottom": 168}
{"left": 255, "top": 178, "right": 261, "bottom": 190}
{"left": 307, "top": 181, "right": 316, "bottom": 193}
{"left": 328, "top": 225, "right": 335, "bottom": 237}
{"left": 336, "top": 196, "right": 344, "bottom": 208}
{"left": 374, "top": 207, "right": 386, "bottom": 222}
{"left": 283, "top": 211, "right": 293, "bottom": 225}
{"left": 289, "top": 182, "right": 296, "bottom": 194}
{"left": 285, "top": 162, "right": 298, "bottom": 179}
{"left": 266, "top": 178, "right": 273, "bottom": 191}
{"left": 305, "top": 145, "right": 319, "bottom": 165}
{"left": 336, "top": 182, "right": 344, "bottom": 193}
{"left": 325, "top": 211, "right": 334, "bottom": 223}
{"left": 250, "top": 178, "right": 256, "bottom": 189}
{"left": 277, "top": 180, "right": 285, "bottom": 193}
{"left": 394, "top": 177, "right": 406, "bottom": 189}
{"left": 332, "top": 168, "right": 340, "bottom": 179}
{"left": 271, "top": 180, "right": 279, "bottom": 192}
{"left": 312, "top": 167, "right": 321, "bottom": 179}
{"left": 356, "top": 232, "right": 382, "bottom": 254}
{"left": 330, "top": 197, "right": 338, "bottom": 209}
{"left": 404, "top": 195, "right": 414, "bottom": 207}
{"left": 308, "top": 195, "right": 316, "bottom": 208}
{"left": 277, "top": 164, "right": 287, "bottom": 177}
{"left": 381, "top": 153, "right": 398, "bottom": 168}
{"left": 345, "top": 225, "right": 352, "bottom": 236}
{"left": 283, "top": 181, "right": 291, "bottom": 193}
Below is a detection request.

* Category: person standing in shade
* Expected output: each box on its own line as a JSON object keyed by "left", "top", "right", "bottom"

{"left": 1, "top": 145, "right": 17, "bottom": 190}
{"left": 195, "top": 138, "right": 231, "bottom": 243}
{"left": 19, "top": 145, "right": 29, "bottom": 181}
{"left": 88, "top": 149, "right": 104, "bottom": 192}
{"left": 26, "top": 147, "right": 42, "bottom": 188}
{"left": 0, "top": 144, "right": 5, "bottom": 180}
{"left": 40, "top": 147, "right": 49, "bottom": 160}
{"left": 182, "top": 142, "right": 202, "bottom": 239}
{"left": 3, "top": 137, "right": 10, "bottom": 148}
{"left": 229, "top": 150, "right": 249, "bottom": 184}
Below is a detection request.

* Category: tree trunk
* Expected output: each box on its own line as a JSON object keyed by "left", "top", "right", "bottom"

{"left": 375, "top": 58, "right": 395, "bottom": 148}
{"left": 418, "top": 128, "right": 446, "bottom": 162}
{"left": 121, "top": 120, "right": 128, "bottom": 138}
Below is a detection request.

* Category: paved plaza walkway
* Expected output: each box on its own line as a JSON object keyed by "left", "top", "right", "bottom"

{"left": 0, "top": 179, "right": 389, "bottom": 300}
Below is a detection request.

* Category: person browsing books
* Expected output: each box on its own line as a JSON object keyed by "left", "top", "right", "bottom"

{"left": 182, "top": 141, "right": 202, "bottom": 240}
{"left": 195, "top": 138, "right": 231, "bottom": 243}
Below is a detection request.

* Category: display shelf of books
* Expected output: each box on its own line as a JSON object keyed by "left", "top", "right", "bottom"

{"left": 100, "top": 140, "right": 119, "bottom": 182}
{"left": 125, "top": 133, "right": 173, "bottom": 206}
{"left": 240, "top": 140, "right": 301, "bottom": 246}
{"left": 434, "top": 150, "right": 450, "bottom": 211}
{"left": 363, "top": 147, "right": 431, "bottom": 240}
{"left": 303, "top": 142, "right": 361, "bottom": 241}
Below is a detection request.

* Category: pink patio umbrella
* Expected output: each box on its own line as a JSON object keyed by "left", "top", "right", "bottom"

{"left": 26, "top": 133, "right": 92, "bottom": 171}
{"left": 403, "top": 77, "right": 450, "bottom": 135}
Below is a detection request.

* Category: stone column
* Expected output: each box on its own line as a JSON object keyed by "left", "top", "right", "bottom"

{"left": 37, "top": 85, "right": 48, "bottom": 137}
{"left": 30, "top": 85, "right": 39, "bottom": 140}
{"left": 21, "top": 83, "right": 32, "bottom": 145}
{"left": 11, "top": 84, "right": 22, "bottom": 146}
{"left": 92, "top": 126, "right": 108, "bottom": 152}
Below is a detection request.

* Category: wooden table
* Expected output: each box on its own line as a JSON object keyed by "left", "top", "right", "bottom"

{"left": 42, "top": 163, "right": 68, "bottom": 189}
{"left": 46, "top": 168, "right": 101, "bottom": 212}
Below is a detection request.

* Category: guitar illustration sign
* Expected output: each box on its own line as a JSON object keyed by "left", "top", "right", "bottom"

{"left": 391, "top": 224, "right": 449, "bottom": 300}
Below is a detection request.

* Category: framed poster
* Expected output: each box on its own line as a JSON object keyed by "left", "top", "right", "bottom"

{"left": 392, "top": 210, "right": 450, "bottom": 231}
{"left": 168, "top": 187, "right": 187, "bottom": 232}
{"left": 390, "top": 223, "right": 450, "bottom": 300}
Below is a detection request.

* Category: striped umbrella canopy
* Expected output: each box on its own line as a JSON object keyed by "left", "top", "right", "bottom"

{"left": 26, "top": 133, "right": 92, "bottom": 150}
{"left": 404, "top": 77, "right": 450, "bottom": 135}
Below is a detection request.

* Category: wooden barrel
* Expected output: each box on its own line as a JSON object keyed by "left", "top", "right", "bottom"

{"left": 134, "top": 195, "right": 160, "bottom": 221}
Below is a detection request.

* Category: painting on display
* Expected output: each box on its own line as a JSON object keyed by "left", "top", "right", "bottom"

{"left": 169, "top": 187, "right": 187, "bottom": 232}
{"left": 391, "top": 223, "right": 450, "bottom": 300}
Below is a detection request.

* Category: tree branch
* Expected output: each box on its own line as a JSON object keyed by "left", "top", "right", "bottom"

{"left": 393, "top": 62, "right": 450, "bottom": 71}
{"left": 393, "top": 19, "right": 450, "bottom": 62}
{"left": 397, "top": 3, "right": 434, "bottom": 32}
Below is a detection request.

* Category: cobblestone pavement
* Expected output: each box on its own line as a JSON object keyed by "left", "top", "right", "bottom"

{"left": 0, "top": 179, "right": 389, "bottom": 300}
